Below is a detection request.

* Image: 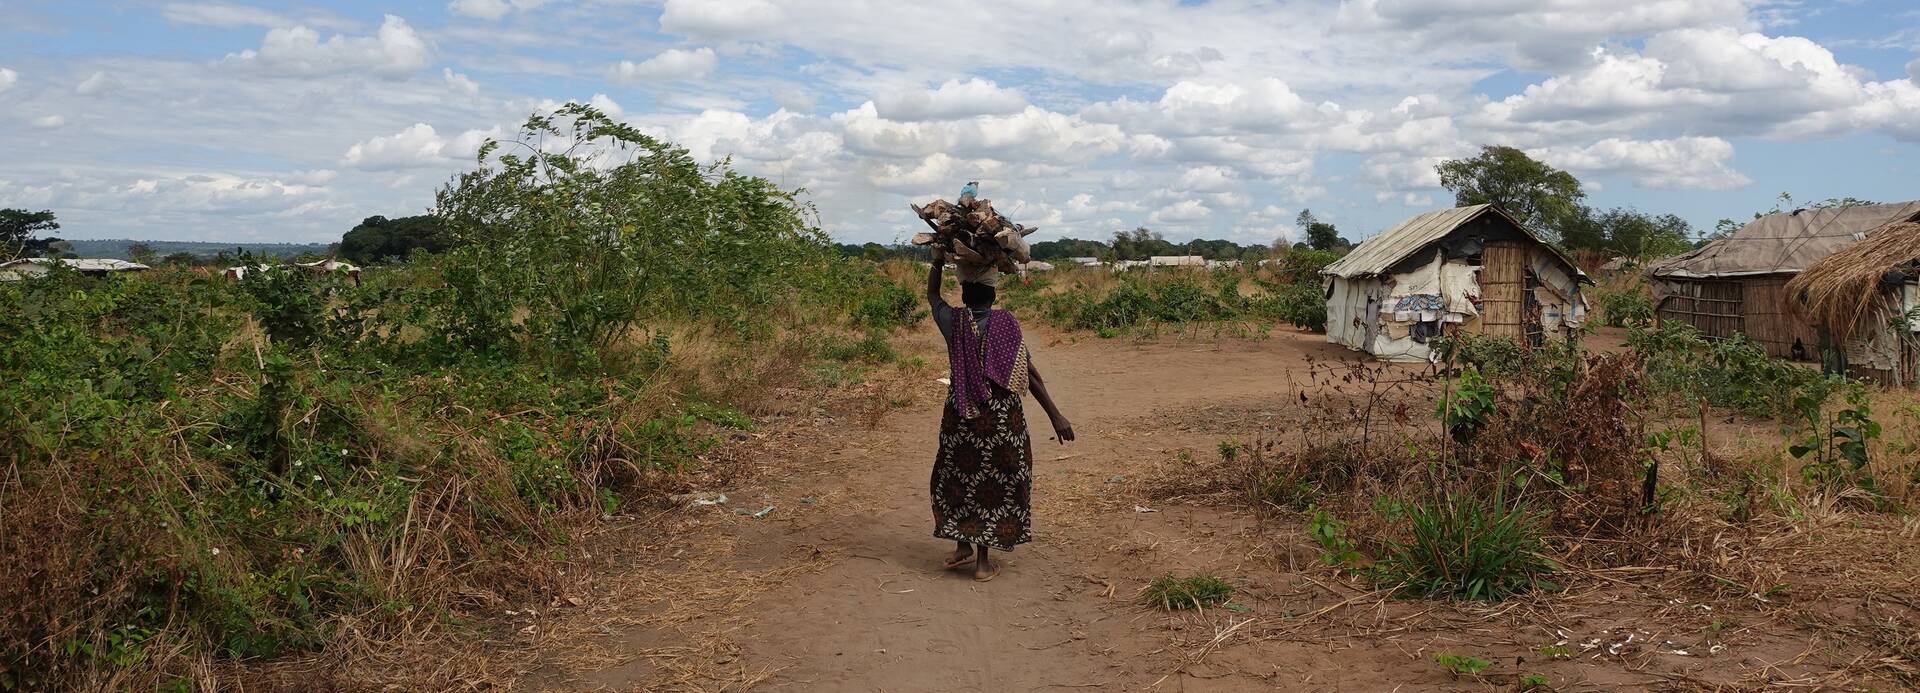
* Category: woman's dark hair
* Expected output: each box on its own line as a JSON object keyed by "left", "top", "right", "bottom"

{"left": 960, "top": 281, "right": 997, "bottom": 310}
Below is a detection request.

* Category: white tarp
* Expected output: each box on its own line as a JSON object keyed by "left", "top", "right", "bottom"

{"left": 1326, "top": 276, "right": 1442, "bottom": 363}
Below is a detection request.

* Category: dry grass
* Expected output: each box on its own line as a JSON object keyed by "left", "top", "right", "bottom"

{"left": 1787, "top": 219, "right": 1920, "bottom": 344}
{"left": 1120, "top": 361, "right": 1920, "bottom": 689}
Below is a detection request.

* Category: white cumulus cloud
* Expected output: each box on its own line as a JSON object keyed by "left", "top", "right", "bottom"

{"left": 223, "top": 15, "right": 431, "bottom": 79}
{"left": 447, "top": 0, "right": 550, "bottom": 21}
{"left": 1536, "top": 136, "right": 1752, "bottom": 190}
{"left": 443, "top": 68, "right": 479, "bottom": 96}
{"left": 341, "top": 123, "right": 501, "bottom": 170}
{"left": 874, "top": 79, "right": 1028, "bottom": 122}
{"left": 609, "top": 47, "right": 718, "bottom": 83}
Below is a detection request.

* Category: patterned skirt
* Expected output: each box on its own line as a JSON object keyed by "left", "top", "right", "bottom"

{"left": 931, "top": 387, "right": 1033, "bottom": 551}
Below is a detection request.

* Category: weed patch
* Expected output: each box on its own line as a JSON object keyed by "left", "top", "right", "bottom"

{"left": 1142, "top": 574, "right": 1235, "bottom": 611}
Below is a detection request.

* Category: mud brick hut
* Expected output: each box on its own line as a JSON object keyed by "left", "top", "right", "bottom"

{"left": 1785, "top": 214, "right": 1920, "bottom": 385}
{"left": 1321, "top": 204, "right": 1590, "bottom": 363}
{"left": 1648, "top": 201, "right": 1920, "bottom": 362}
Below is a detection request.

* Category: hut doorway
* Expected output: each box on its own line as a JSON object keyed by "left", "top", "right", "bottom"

{"left": 1477, "top": 240, "right": 1529, "bottom": 340}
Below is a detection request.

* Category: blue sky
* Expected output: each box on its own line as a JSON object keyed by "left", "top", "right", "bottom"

{"left": 1, "top": 0, "right": 1917, "bottom": 247}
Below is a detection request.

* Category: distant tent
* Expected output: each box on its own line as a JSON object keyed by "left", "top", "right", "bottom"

{"left": 1322, "top": 204, "right": 1589, "bottom": 362}
{"left": 1147, "top": 255, "right": 1206, "bottom": 268}
{"left": 0, "top": 257, "right": 150, "bottom": 281}
{"left": 224, "top": 259, "right": 362, "bottom": 286}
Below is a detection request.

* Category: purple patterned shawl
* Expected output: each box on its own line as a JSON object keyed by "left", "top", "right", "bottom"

{"left": 948, "top": 308, "right": 1029, "bottom": 419}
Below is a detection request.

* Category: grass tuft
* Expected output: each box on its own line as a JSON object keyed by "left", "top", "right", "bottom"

{"left": 1142, "top": 574, "right": 1234, "bottom": 611}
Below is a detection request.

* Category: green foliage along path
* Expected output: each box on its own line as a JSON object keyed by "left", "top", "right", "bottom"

{"left": 0, "top": 104, "right": 917, "bottom": 690}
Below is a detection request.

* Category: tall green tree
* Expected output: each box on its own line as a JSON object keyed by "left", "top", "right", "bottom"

{"left": 338, "top": 214, "right": 449, "bottom": 264}
{"left": 1293, "top": 209, "right": 1350, "bottom": 251}
{"left": 0, "top": 208, "right": 60, "bottom": 260}
{"left": 1561, "top": 206, "right": 1694, "bottom": 259}
{"left": 1030, "top": 238, "right": 1113, "bottom": 261}
{"left": 1435, "top": 146, "right": 1585, "bottom": 240}
{"left": 126, "top": 242, "right": 157, "bottom": 265}
{"left": 1109, "top": 227, "right": 1174, "bottom": 261}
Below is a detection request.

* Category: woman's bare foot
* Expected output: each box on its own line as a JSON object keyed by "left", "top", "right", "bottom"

{"left": 973, "top": 557, "right": 1002, "bottom": 582}
{"left": 942, "top": 543, "right": 974, "bottom": 570}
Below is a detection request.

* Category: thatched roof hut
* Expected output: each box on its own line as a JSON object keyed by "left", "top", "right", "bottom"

{"left": 1646, "top": 201, "right": 1920, "bottom": 361}
{"left": 1786, "top": 218, "right": 1920, "bottom": 384}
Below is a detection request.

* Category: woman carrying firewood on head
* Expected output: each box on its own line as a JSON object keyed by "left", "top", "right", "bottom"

{"left": 925, "top": 243, "right": 1073, "bottom": 582}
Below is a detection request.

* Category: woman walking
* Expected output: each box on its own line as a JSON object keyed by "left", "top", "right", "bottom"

{"left": 925, "top": 246, "right": 1073, "bottom": 582}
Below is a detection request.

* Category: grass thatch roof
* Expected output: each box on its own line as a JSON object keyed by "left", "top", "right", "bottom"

{"left": 1786, "top": 219, "right": 1920, "bottom": 344}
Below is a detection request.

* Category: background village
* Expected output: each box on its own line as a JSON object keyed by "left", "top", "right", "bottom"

{"left": 5, "top": 131, "right": 1919, "bottom": 690}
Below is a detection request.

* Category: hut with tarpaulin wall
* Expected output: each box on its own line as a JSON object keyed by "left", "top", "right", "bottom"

{"left": 1320, "top": 204, "right": 1589, "bottom": 363}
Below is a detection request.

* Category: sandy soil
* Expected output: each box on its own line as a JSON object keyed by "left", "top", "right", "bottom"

{"left": 500, "top": 325, "right": 1917, "bottom": 692}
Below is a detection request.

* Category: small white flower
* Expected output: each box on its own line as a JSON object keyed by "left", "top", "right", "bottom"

{"left": 312, "top": 474, "right": 322, "bottom": 482}
{"left": 211, "top": 547, "right": 221, "bottom": 555}
{"left": 339, "top": 448, "right": 348, "bottom": 456}
{"left": 293, "top": 461, "right": 302, "bottom": 467}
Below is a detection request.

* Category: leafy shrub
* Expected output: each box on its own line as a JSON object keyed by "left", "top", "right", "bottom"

{"left": 1596, "top": 287, "right": 1654, "bottom": 327}
{"left": 1628, "top": 322, "right": 1850, "bottom": 419}
{"left": 1306, "top": 508, "right": 1363, "bottom": 568}
{"left": 1790, "top": 387, "right": 1884, "bottom": 501}
{"left": 1436, "top": 365, "right": 1496, "bottom": 441}
{"left": 1142, "top": 574, "right": 1234, "bottom": 610}
{"left": 1267, "top": 279, "right": 1327, "bottom": 332}
{"left": 852, "top": 281, "right": 921, "bottom": 329}
{"left": 0, "top": 104, "right": 918, "bottom": 689}
{"left": 234, "top": 257, "right": 330, "bottom": 347}
{"left": 1376, "top": 486, "right": 1556, "bottom": 601}
{"left": 432, "top": 103, "right": 833, "bottom": 369}
{"left": 1432, "top": 333, "right": 1525, "bottom": 376}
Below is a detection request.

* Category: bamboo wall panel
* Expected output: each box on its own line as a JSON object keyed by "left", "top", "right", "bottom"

{"left": 1741, "top": 277, "right": 1821, "bottom": 360}
{"left": 1479, "top": 241, "right": 1526, "bottom": 339}
{"left": 1658, "top": 277, "right": 1821, "bottom": 361}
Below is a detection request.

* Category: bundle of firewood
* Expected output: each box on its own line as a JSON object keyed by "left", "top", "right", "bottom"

{"left": 909, "top": 182, "right": 1036, "bottom": 276}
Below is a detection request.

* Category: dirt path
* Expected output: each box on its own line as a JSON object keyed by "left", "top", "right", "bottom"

{"left": 709, "top": 329, "right": 1357, "bottom": 691}
{"left": 512, "top": 326, "right": 1913, "bottom": 691}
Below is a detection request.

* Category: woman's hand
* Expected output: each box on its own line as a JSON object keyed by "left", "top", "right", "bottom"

{"left": 1049, "top": 415, "right": 1075, "bottom": 444}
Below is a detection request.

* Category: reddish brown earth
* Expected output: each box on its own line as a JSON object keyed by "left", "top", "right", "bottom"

{"left": 499, "top": 325, "right": 1916, "bottom": 692}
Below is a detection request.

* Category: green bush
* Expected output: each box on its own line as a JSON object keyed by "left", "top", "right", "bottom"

{"left": 1376, "top": 486, "right": 1556, "bottom": 602}
{"left": 1596, "top": 288, "right": 1654, "bottom": 327}
{"left": 1627, "top": 322, "right": 1850, "bottom": 419}
{"left": 1432, "top": 333, "right": 1525, "bottom": 376}
{"left": 1435, "top": 365, "right": 1496, "bottom": 441}
{"left": 1266, "top": 279, "right": 1327, "bottom": 332}
{"left": 852, "top": 281, "right": 922, "bottom": 329}
{"left": 0, "top": 104, "right": 919, "bottom": 689}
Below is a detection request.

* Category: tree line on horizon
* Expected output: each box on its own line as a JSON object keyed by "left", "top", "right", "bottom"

{"left": 5, "top": 144, "right": 1873, "bottom": 269}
